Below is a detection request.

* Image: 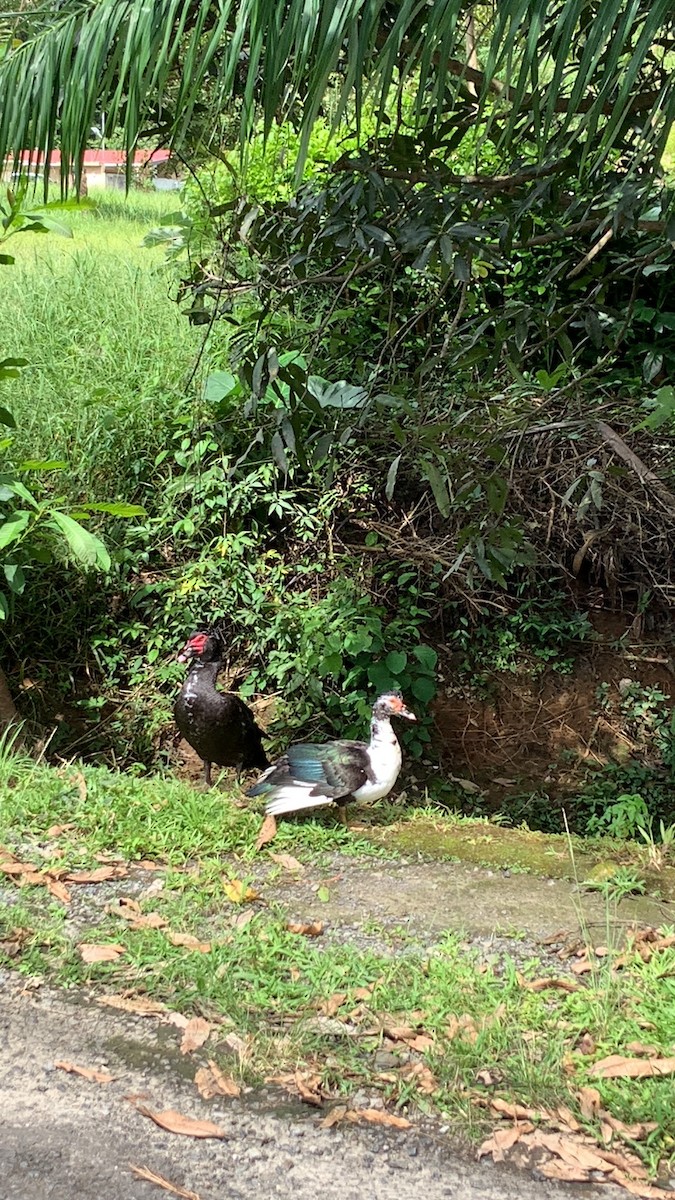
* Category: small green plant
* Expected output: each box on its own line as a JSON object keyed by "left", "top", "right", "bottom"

{"left": 586, "top": 792, "right": 651, "bottom": 840}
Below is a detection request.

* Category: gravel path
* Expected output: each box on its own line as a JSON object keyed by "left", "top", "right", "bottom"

{"left": 0, "top": 970, "right": 623, "bottom": 1200}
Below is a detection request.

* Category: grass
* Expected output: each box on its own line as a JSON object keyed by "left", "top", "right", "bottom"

{"left": 1, "top": 189, "right": 200, "bottom": 501}
{"left": 1, "top": 752, "right": 675, "bottom": 1181}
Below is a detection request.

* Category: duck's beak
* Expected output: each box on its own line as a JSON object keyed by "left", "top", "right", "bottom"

{"left": 400, "top": 705, "right": 417, "bottom": 721}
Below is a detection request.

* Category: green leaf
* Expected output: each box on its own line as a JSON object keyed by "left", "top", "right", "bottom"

{"left": 317, "top": 886, "right": 330, "bottom": 903}
{"left": 3, "top": 563, "right": 25, "bottom": 593}
{"left": 0, "top": 406, "right": 15, "bottom": 428}
{"left": 385, "top": 650, "right": 407, "bottom": 675}
{"left": 0, "top": 510, "right": 30, "bottom": 549}
{"left": 411, "top": 676, "right": 436, "bottom": 703}
{"left": 81, "top": 502, "right": 146, "bottom": 517}
{"left": 0, "top": 590, "right": 7, "bottom": 619}
{"left": 47, "top": 510, "right": 111, "bottom": 570}
{"left": 412, "top": 645, "right": 438, "bottom": 672}
{"left": 19, "top": 459, "right": 68, "bottom": 470}
{"left": 203, "top": 370, "right": 237, "bottom": 403}
{"left": 420, "top": 458, "right": 451, "bottom": 519}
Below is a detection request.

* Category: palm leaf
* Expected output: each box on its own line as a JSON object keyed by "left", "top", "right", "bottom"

{"left": 0, "top": 0, "right": 671, "bottom": 189}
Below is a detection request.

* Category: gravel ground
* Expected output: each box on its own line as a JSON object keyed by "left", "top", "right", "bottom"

{"left": 0, "top": 970, "right": 624, "bottom": 1200}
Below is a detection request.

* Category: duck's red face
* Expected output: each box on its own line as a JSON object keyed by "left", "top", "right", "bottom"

{"left": 177, "top": 632, "right": 210, "bottom": 663}
{"left": 377, "top": 693, "right": 417, "bottom": 721}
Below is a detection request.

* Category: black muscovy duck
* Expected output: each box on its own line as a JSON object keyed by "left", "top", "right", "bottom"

{"left": 174, "top": 631, "right": 269, "bottom": 786}
{"left": 247, "top": 692, "right": 416, "bottom": 825}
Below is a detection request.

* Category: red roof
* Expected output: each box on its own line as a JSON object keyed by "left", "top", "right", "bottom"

{"left": 9, "top": 148, "right": 172, "bottom": 168}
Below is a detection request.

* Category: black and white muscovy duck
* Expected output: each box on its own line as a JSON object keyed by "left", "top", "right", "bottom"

{"left": 174, "top": 631, "right": 269, "bottom": 786}
{"left": 247, "top": 692, "right": 416, "bottom": 825}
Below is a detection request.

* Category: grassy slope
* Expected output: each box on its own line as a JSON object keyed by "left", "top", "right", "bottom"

{"left": 2, "top": 191, "right": 200, "bottom": 500}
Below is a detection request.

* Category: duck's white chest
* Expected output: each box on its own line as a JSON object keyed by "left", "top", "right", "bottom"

{"left": 353, "top": 729, "right": 402, "bottom": 803}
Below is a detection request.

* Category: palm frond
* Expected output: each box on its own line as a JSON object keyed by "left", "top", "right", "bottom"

{"left": 0, "top": 0, "right": 672, "bottom": 189}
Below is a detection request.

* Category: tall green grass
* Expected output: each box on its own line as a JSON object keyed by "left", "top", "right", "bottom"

{"left": 2, "top": 190, "right": 201, "bottom": 501}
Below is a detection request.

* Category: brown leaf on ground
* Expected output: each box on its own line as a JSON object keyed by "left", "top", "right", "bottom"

{"left": 538, "top": 1160, "right": 591, "bottom": 1183}
{"left": 0, "top": 860, "right": 41, "bottom": 876}
{"left": 230, "top": 910, "right": 255, "bottom": 931}
{"left": 78, "top": 943, "right": 126, "bottom": 964}
{"left": 605, "top": 1115, "right": 659, "bottom": 1141}
{"left": 349, "top": 1109, "right": 411, "bottom": 1130}
{"left": 595, "top": 1149, "right": 648, "bottom": 1178}
{"left": 269, "top": 1071, "right": 324, "bottom": 1106}
{"left": 45, "top": 878, "right": 71, "bottom": 904}
{"left": 476, "top": 1069, "right": 496, "bottom": 1087}
{"left": 519, "top": 977, "right": 579, "bottom": 993}
{"left": 319, "top": 1105, "right": 348, "bottom": 1129}
{"left": 490, "top": 1098, "right": 545, "bottom": 1122}
{"left": 255, "top": 814, "right": 277, "bottom": 851}
{"left": 400, "top": 1063, "right": 438, "bottom": 1094}
{"left": 17, "top": 870, "right": 46, "bottom": 886}
{"left": 590, "top": 1055, "right": 675, "bottom": 1079}
{"left": 625, "top": 1042, "right": 660, "bottom": 1057}
{"left": 221, "top": 1031, "right": 250, "bottom": 1062}
{"left": 70, "top": 770, "right": 88, "bottom": 803}
{"left": 54, "top": 1060, "right": 114, "bottom": 1084}
{"left": 445, "top": 1014, "right": 479, "bottom": 1044}
{"left": 167, "top": 932, "right": 211, "bottom": 953}
{"left": 478, "top": 1125, "right": 532, "bottom": 1161}
{"left": 179, "top": 1018, "right": 212, "bottom": 1055}
{"left": 570, "top": 958, "right": 594, "bottom": 975}
{"left": 353, "top": 978, "right": 383, "bottom": 1002}
{"left": 269, "top": 852, "right": 303, "bottom": 872}
{"left": 609, "top": 1174, "right": 675, "bottom": 1199}
{"left": 46, "top": 823, "right": 76, "bottom": 838}
{"left": 286, "top": 921, "right": 324, "bottom": 937}
{"left": 130, "top": 913, "right": 168, "bottom": 930}
{"left": 577, "top": 1086, "right": 601, "bottom": 1121}
{"left": 66, "top": 866, "right": 128, "bottom": 884}
{"left": 222, "top": 877, "right": 259, "bottom": 904}
{"left": 576, "top": 1031, "right": 596, "bottom": 1055}
{"left": 98, "top": 995, "right": 167, "bottom": 1017}
{"left": 0, "top": 926, "right": 31, "bottom": 958}
{"left": 555, "top": 1105, "right": 581, "bottom": 1132}
{"left": 318, "top": 993, "right": 347, "bottom": 1017}
{"left": 136, "top": 860, "right": 165, "bottom": 871}
{"left": 134, "top": 1106, "right": 227, "bottom": 1139}
{"left": 530, "top": 1131, "right": 613, "bottom": 1173}
{"left": 194, "top": 1060, "right": 240, "bottom": 1100}
{"left": 129, "top": 1165, "right": 201, "bottom": 1200}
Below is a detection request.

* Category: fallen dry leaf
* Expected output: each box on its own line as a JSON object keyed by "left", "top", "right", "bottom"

{"left": 519, "top": 977, "right": 579, "bottom": 994}
{"left": 0, "top": 860, "right": 41, "bottom": 876}
{"left": 54, "top": 1060, "right": 114, "bottom": 1084}
{"left": 478, "top": 1125, "right": 532, "bottom": 1161}
{"left": 577, "top": 1031, "right": 596, "bottom": 1055}
{"left": 136, "top": 860, "right": 164, "bottom": 871}
{"left": 135, "top": 1105, "right": 227, "bottom": 1139}
{"left": 555, "top": 1105, "right": 581, "bottom": 1132}
{"left": 570, "top": 958, "right": 594, "bottom": 975}
{"left": 78, "top": 943, "right": 126, "bottom": 964}
{"left": 286, "top": 920, "right": 324, "bottom": 937}
{"left": 317, "top": 992, "right": 347, "bottom": 1017}
{"left": 531, "top": 1131, "right": 613, "bottom": 1173}
{"left": 400, "top": 1062, "right": 438, "bottom": 1094}
{"left": 445, "top": 1014, "right": 479, "bottom": 1043}
{"left": 605, "top": 1115, "right": 659, "bottom": 1141}
{"left": 320, "top": 1104, "right": 348, "bottom": 1129}
{"left": 490, "top": 1098, "right": 545, "bottom": 1122}
{"left": 45, "top": 878, "right": 71, "bottom": 904}
{"left": 590, "top": 1055, "right": 675, "bottom": 1079}
{"left": 255, "top": 814, "right": 277, "bottom": 850}
{"left": 180, "top": 1018, "right": 212, "bottom": 1055}
{"left": 476, "top": 1069, "right": 496, "bottom": 1087}
{"left": 66, "top": 866, "right": 128, "bottom": 884}
{"left": 130, "top": 912, "right": 168, "bottom": 930}
{"left": 625, "top": 1042, "right": 660, "bottom": 1058}
{"left": 167, "top": 932, "right": 211, "bottom": 953}
{"left": 46, "top": 823, "right": 76, "bottom": 838}
{"left": 349, "top": 1108, "right": 411, "bottom": 1130}
{"left": 129, "top": 1165, "right": 201, "bottom": 1200}
{"left": 577, "top": 1085, "right": 601, "bottom": 1120}
{"left": 269, "top": 1070, "right": 324, "bottom": 1106}
{"left": 98, "top": 994, "right": 167, "bottom": 1017}
{"left": 194, "top": 1060, "right": 240, "bottom": 1100}
{"left": 222, "top": 877, "right": 258, "bottom": 904}
{"left": 610, "top": 1175, "right": 675, "bottom": 1199}
{"left": 221, "top": 1031, "right": 250, "bottom": 1061}
{"left": 269, "top": 852, "right": 304, "bottom": 872}
{"left": 70, "top": 770, "right": 88, "bottom": 803}
{"left": 539, "top": 1160, "right": 591, "bottom": 1183}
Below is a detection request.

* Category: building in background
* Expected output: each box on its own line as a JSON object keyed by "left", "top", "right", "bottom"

{"left": 3, "top": 148, "right": 183, "bottom": 191}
